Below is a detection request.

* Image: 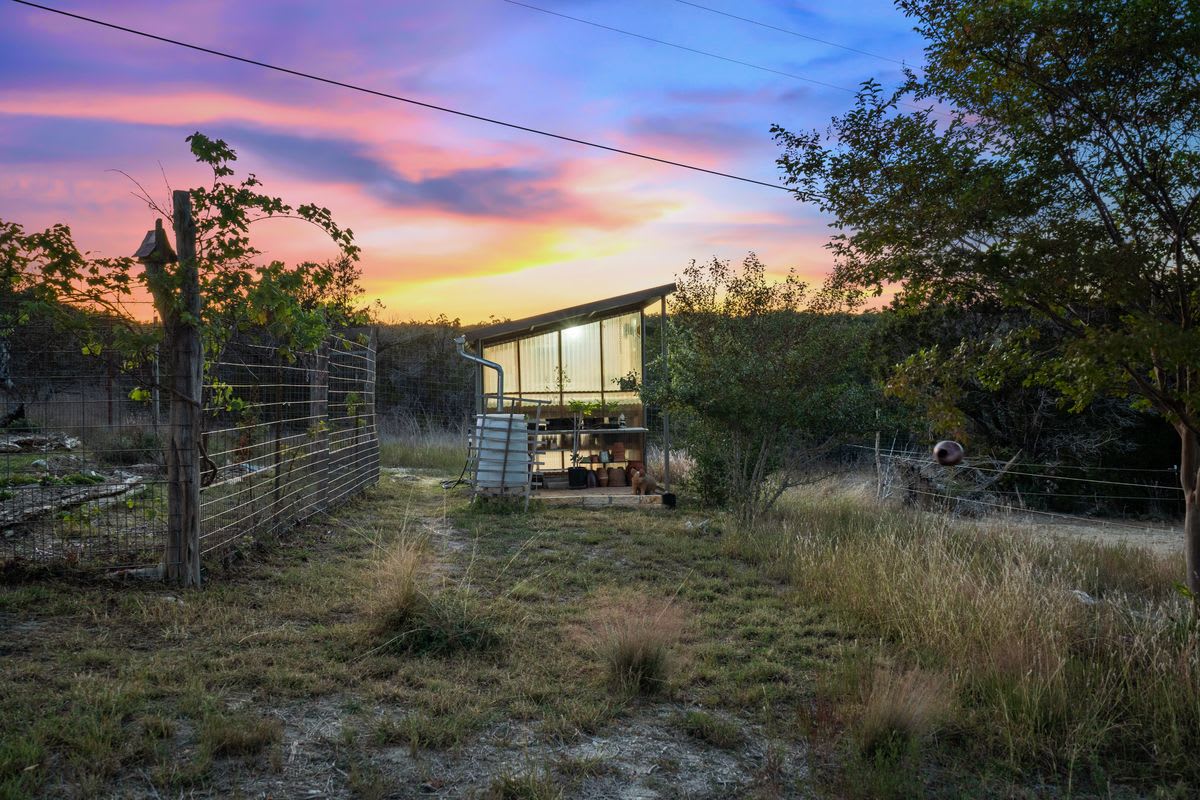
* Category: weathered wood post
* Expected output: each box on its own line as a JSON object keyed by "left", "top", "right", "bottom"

{"left": 137, "top": 194, "right": 201, "bottom": 586}
{"left": 170, "top": 192, "right": 202, "bottom": 586}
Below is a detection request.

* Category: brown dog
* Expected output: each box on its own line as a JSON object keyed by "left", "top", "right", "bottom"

{"left": 630, "top": 468, "right": 659, "bottom": 496}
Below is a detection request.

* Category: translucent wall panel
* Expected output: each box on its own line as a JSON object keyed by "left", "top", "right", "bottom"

{"left": 602, "top": 311, "right": 642, "bottom": 392}
{"left": 559, "top": 322, "right": 602, "bottom": 393}
{"left": 481, "top": 341, "right": 518, "bottom": 397}
{"left": 518, "top": 331, "right": 560, "bottom": 394}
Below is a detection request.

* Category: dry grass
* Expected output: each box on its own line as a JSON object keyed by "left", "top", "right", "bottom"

{"left": 364, "top": 535, "right": 502, "bottom": 656}
{"left": 378, "top": 417, "right": 466, "bottom": 473}
{"left": 643, "top": 443, "right": 694, "bottom": 487}
{"left": 200, "top": 713, "right": 282, "bottom": 758}
{"left": 728, "top": 492, "right": 1200, "bottom": 788}
{"left": 858, "top": 667, "right": 954, "bottom": 758}
{"left": 582, "top": 592, "right": 686, "bottom": 695}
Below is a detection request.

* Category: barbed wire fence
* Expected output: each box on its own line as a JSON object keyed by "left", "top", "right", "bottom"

{"left": 852, "top": 443, "right": 1184, "bottom": 536}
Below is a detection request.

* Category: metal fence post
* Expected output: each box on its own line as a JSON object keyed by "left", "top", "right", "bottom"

{"left": 311, "top": 342, "right": 330, "bottom": 511}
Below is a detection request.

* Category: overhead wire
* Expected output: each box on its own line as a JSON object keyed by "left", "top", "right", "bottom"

{"left": 846, "top": 444, "right": 1178, "bottom": 473}
{"left": 669, "top": 0, "right": 915, "bottom": 68}
{"left": 503, "top": 0, "right": 951, "bottom": 121}
{"left": 502, "top": 0, "right": 862, "bottom": 96}
{"left": 7, "top": 0, "right": 790, "bottom": 192}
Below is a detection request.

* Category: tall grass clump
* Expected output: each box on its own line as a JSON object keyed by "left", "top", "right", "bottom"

{"left": 364, "top": 537, "right": 501, "bottom": 656}
{"left": 731, "top": 494, "right": 1200, "bottom": 789}
{"left": 583, "top": 593, "right": 686, "bottom": 695}
{"left": 378, "top": 415, "right": 467, "bottom": 473}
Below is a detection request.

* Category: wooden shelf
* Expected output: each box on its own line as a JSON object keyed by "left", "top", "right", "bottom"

{"left": 533, "top": 427, "right": 648, "bottom": 435}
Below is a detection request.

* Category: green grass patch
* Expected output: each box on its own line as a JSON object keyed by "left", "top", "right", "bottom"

{"left": 679, "top": 710, "right": 744, "bottom": 749}
{"left": 378, "top": 428, "right": 465, "bottom": 473}
{"left": 199, "top": 712, "right": 282, "bottom": 758}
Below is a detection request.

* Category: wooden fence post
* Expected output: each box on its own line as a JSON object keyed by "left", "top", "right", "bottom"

{"left": 166, "top": 191, "right": 202, "bottom": 587}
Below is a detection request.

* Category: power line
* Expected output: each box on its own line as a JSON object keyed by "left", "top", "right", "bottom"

{"left": 670, "top": 0, "right": 915, "bottom": 68}
{"left": 504, "top": 0, "right": 948, "bottom": 120}
{"left": 7, "top": 0, "right": 791, "bottom": 192}
{"left": 502, "top": 0, "right": 860, "bottom": 96}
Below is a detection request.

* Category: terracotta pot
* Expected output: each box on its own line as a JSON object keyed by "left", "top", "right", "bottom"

{"left": 597, "top": 469, "right": 609, "bottom": 487}
{"left": 611, "top": 442, "right": 626, "bottom": 462}
{"left": 607, "top": 467, "right": 626, "bottom": 488}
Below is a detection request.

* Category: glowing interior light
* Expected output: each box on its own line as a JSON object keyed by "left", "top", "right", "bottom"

{"left": 561, "top": 324, "right": 584, "bottom": 341}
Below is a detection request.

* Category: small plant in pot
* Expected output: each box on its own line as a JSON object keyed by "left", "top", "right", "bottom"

{"left": 597, "top": 400, "right": 621, "bottom": 428}
{"left": 566, "top": 399, "right": 598, "bottom": 489}
{"left": 615, "top": 371, "right": 640, "bottom": 393}
{"left": 567, "top": 452, "right": 590, "bottom": 489}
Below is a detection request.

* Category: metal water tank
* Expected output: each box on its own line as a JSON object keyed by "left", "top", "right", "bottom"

{"left": 473, "top": 413, "right": 530, "bottom": 491}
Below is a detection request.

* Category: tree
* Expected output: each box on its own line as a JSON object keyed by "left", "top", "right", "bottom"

{"left": 2, "top": 132, "right": 368, "bottom": 407}
{"left": 773, "top": 0, "right": 1200, "bottom": 591}
{"left": 649, "top": 254, "right": 877, "bottom": 522}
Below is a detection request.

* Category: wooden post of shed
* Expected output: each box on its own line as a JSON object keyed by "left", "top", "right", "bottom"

{"left": 660, "top": 294, "right": 670, "bottom": 492}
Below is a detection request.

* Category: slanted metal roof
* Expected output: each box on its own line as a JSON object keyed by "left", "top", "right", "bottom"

{"left": 467, "top": 282, "right": 676, "bottom": 346}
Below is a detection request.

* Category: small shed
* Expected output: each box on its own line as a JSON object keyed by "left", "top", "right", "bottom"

{"left": 466, "top": 283, "right": 675, "bottom": 495}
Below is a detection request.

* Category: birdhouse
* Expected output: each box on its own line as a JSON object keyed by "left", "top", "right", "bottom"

{"left": 133, "top": 218, "right": 177, "bottom": 265}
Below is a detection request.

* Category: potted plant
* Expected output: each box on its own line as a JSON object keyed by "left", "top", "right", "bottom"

{"left": 615, "top": 371, "right": 640, "bottom": 393}
{"left": 547, "top": 367, "right": 573, "bottom": 429}
{"left": 597, "top": 400, "right": 621, "bottom": 428}
{"left": 566, "top": 399, "right": 597, "bottom": 490}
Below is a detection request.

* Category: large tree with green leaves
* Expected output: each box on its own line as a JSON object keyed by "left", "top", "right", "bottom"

{"left": 774, "top": 0, "right": 1200, "bottom": 590}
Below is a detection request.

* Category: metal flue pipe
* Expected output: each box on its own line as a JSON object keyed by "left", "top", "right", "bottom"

{"left": 454, "top": 335, "right": 505, "bottom": 410}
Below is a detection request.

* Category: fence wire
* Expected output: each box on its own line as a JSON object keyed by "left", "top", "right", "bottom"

{"left": 1, "top": 319, "right": 379, "bottom": 573}
{"left": 199, "top": 332, "right": 379, "bottom": 556}
{"left": 1, "top": 316, "right": 168, "bottom": 569}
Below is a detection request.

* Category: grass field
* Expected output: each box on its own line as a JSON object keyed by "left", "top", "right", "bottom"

{"left": 1, "top": 466, "right": 1194, "bottom": 798}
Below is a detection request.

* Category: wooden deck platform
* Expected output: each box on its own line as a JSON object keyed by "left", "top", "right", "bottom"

{"left": 533, "top": 486, "right": 662, "bottom": 507}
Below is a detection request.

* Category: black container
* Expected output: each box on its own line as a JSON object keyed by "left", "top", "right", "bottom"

{"left": 661, "top": 492, "right": 677, "bottom": 509}
{"left": 567, "top": 467, "right": 589, "bottom": 489}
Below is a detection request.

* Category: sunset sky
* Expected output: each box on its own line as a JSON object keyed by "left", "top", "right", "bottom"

{"left": 1, "top": 0, "right": 925, "bottom": 323}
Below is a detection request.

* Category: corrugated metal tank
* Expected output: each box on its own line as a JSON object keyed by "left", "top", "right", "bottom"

{"left": 473, "top": 413, "right": 529, "bottom": 490}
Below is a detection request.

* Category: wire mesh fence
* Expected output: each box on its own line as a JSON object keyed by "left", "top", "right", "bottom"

{"left": 1, "top": 314, "right": 168, "bottom": 568}
{"left": 198, "top": 331, "right": 379, "bottom": 556}
{"left": 1, "top": 320, "right": 379, "bottom": 573}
